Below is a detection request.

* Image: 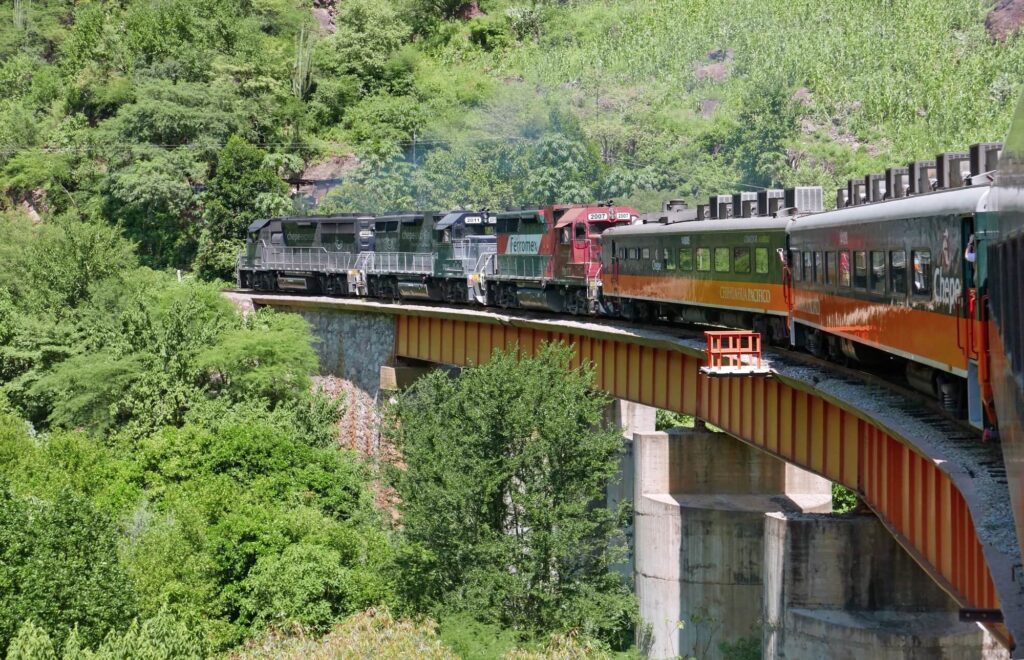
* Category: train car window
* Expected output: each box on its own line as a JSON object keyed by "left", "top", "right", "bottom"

{"left": 870, "top": 251, "right": 886, "bottom": 293}
{"left": 680, "top": 248, "right": 693, "bottom": 271}
{"left": 755, "top": 247, "right": 769, "bottom": 274}
{"left": 696, "top": 247, "right": 711, "bottom": 272}
{"left": 825, "top": 252, "right": 836, "bottom": 285}
{"left": 803, "top": 252, "right": 814, "bottom": 282}
{"left": 791, "top": 250, "right": 802, "bottom": 280}
{"left": 574, "top": 223, "right": 586, "bottom": 240}
{"left": 714, "top": 247, "right": 730, "bottom": 273}
{"left": 733, "top": 247, "right": 751, "bottom": 274}
{"left": 642, "top": 247, "right": 651, "bottom": 260}
{"left": 814, "top": 252, "right": 824, "bottom": 284}
{"left": 854, "top": 251, "right": 867, "bottom": 288}
{"left": 912, "top": 250, "right": 932, "bottom": 295}
{"left": 630, "top": 247, "right": 640, "bottom": 260}
{"left": 890, "top": 251, "right": 907, "bottom": 295}
{"left": 270, "top": 232, "right": 284, "bottom": 246}
{"left": 665, "top": 248, "right": 676, "bottom": 270}
{"left": 838, "top": 251, "right": 851, "bottom": 287}
{"left": 618, "top": 247, "right": 626, "bottom": 260}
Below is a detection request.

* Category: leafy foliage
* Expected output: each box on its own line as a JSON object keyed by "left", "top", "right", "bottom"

{"left": 0, "top": 483, "right": 136, "bottom": 652}
{"left": 387, "top": 343, "right": 637, "bottom": 648}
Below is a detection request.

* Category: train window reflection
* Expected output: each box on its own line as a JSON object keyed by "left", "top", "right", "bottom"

{"left": 838, "top": 251, "right": 851, "bottom": 287}
{"left": 825, "top": 252, "right": 836, "bottom": 285}
{"left": 696, "top": 247, "right": 711, "bottom": 272}
{"left": 791, "top": 250, "right": 802, "bottom": 280}
{"left": 814, "top": 252, "right": 824, "bottom": 284}
{"left": 733, "top": 247, "right": 751, "bottom": 273}
{"left": 714, "top": 247, "right": 731, "bottom": 273}
{"left": 755, "top": 248, "right": 769, "bottom": 274}
{"left": 665, "top": 248, "right": 676, "bottom": 270}
{"left": 680, "top": 248, "right": 693, "bottom": 271}
{"left": 854, "top": 251, "right": 867, "bottom": 288}
{"left": 642, "top": 247, "right": 651, "bottom": 260}
{"left": 890, "top": 251, "right": 907, "bottom": 295}
{"left": 803, "top": 252, "right": 814, "bottom": 282}
{"left": 870, "top": 251, "right": 886, "bottom": 293}
{"left": 912, "top": 250, "right": 932, "bottom": 294}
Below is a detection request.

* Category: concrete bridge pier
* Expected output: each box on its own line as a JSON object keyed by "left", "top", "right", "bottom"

{"left": 764, "top": 512, "right": 1008, "bottom": 660}
{"left": 633, "top": 427, "right": 832, "bottom": 660}
{"left": 605, "top": 400, "right": 657, "bottom": 579}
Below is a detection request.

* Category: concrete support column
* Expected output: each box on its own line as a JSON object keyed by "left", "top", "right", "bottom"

{"left": 605, "top": 400, "right": 656, "bottom": 579}
{"left": 634, "top": 428, "right": 831, "bottom": 660}
{"left": 763, "top": 512, "right": 1008, "bottom": 660}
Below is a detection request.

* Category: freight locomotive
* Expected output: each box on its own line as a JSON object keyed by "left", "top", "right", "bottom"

{"left": 237, "top": 142, "right": 1010, "bottom": 429}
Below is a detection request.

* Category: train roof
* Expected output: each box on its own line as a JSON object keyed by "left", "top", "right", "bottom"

{"left": 247, "top": 213, "right": 374, "bottom": 234}
{"left": 435, "top": 210, "right": 494, "bottom": 230}
{"left": 790, "top": 185, "right": 990, "bottom": 231}
{"left": 603, "top": 215, "right": 791, "bottom": 237}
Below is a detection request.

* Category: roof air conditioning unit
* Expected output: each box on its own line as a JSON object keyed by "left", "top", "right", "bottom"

{"left": 732, "top": 191, "right": 758, "bottom": 218}
{"left": 908, "top": 160, "right": 936, "bottom": 195}
{"left": 885, "top": 167, "right": 909, "bottom": 199}
{"left": 757, "top": 189, "right": 785, "bottom": 216}
{"left": 847, "top": 179, "right": 867, "bottom": 206}
{"left": 936, "top": 151, "right": 970, "bottom": 189}
{"left": 865, "top": 173, "right": 886, "bottom": 202}
{"left": 709, "top": 194, "right": 733, "bottom": 219}
{"left": 784, "top": 187, "right": 823, "bottom": 213}
{"left": 969, "top": 142, "right": 1002, "bottom": 181}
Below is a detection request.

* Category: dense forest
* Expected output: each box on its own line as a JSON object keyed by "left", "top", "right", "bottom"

{"left": 2, "top": 0, "right": 1024, "bottom": 657}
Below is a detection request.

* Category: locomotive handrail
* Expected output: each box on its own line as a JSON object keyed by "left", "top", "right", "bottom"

{"left": 253, "top": 245, "right": 358, "bottom": 273}
{"left": 495, "top": 254, "right": 550, "bottom": 279}
{"left": 360, "top": 251, "right": 435, "bottom": 275}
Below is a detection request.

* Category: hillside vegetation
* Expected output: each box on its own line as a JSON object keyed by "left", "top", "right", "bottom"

{"left": 1, "top": 1, "right": 1023, "bottom": 657}
{"left": 3, "top": 1, "right": 1023, "bottom": 275}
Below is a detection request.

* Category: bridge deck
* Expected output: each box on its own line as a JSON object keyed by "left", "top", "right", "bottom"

{"left": 244, "top": 293, "right": 1024, "bottom": 650}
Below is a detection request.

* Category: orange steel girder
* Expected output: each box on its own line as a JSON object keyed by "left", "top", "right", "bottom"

{"left": 394, "top": 313, "right": 1007, "bottom": 645}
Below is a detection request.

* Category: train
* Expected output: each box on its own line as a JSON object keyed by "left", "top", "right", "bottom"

{"left": 237, "top": 142, "right": 1008, "bottom": 431}
{"left": 988, "top": 95, "right": 1024, "bottom": 577}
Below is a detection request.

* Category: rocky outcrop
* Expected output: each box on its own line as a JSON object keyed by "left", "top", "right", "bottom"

{"left": 987, "top": 0, "right": 1024, "bottom": 41}
{"left": 312, "top": 0, "right": 337, "bottom": 34}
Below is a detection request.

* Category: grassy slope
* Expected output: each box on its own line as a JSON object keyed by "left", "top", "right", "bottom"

{"left": 416, "top": 0, "right": 1024, "bottom": 208}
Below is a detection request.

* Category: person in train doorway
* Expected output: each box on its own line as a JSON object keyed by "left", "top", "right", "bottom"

{"left": 964, "top": 233, "right": 977, "bottom": 288}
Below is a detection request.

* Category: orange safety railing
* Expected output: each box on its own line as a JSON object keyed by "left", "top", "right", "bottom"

{"left": 704, "top": 330, "right": 763, "bottom": 371}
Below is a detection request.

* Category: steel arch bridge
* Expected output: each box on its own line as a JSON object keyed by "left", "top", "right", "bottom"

{"left": 253, "top": 294, "right": 1024, "bottom": 652}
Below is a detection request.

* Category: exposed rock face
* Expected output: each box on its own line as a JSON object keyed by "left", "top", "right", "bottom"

{"left": 312, "top": 0, "right": 337, "bottom": 34}
{"left": 987, "top": 0, "right": 1024, "bottom": 41}
{"left": 456, "top": 1, "right": 485, "bottom": 20}
{"left": 693, "top": 48, "right": 733, "bottom": 83}
{"left": 298, "top": 154, "right": 360, "bottom": 205}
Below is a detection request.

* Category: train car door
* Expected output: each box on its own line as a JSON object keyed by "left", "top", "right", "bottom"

{"left": 962, "top": 214, "right": 985, "bottom": 428}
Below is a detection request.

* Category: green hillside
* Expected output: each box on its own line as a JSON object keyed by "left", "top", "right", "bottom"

{"left": 2, "top": 0, "right": 1023, "bottom": 274}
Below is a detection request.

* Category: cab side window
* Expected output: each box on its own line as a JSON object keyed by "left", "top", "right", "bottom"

{"left": 870, "top": 251, "right": 886, "bottom": 293}
{"left": 912, "top": 250, "right": 932, "bottom": 295}
{"left": 838, "top": 251, "right": 851, "bottom": 287}
{"left": 755, "top": 247, "right": 769, "bottom": 274}
{"left": 696, "top": 247, "right": 711, "bottom": 272}
{"left": 890, "top": 250, "right": 907, "bottom": 295}
{"left": 733, "top": 247, "right": 751, "bottom": 274}
{"left": 574, "top": 223, "right": 586, "bottom": 241}
{"left": 714, "top": 247, "right": 730, "bottom": 273}
{"left": 679, "top": 248, "right": 693, "bottom": 271}
{"left": 853, "top": 251, "right": 867, "bottom": 288}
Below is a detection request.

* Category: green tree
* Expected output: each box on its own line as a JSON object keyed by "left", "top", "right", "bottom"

{"left": 0, "top": 485, "right": 137, "bottom": 653}
{"left": 313, "top": 0, "right": 413, "bottom": 95}
{"left": 387, "top": 343, "right": 637, "bottom": 647}
{"left": 198, "top": 135, "right": 289, "bottom": 280}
